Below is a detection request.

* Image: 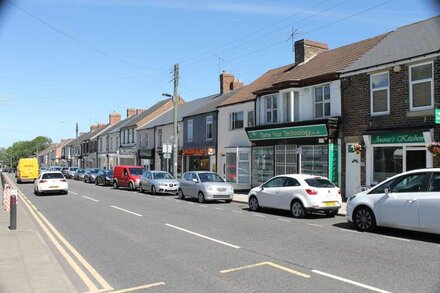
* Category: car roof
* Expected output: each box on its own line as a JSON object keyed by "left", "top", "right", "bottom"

{"left": 271, "top": 174, "right": 331, "bottom": 180}
{"left": 41, "top": 171, "right": 63, "bottom": 175}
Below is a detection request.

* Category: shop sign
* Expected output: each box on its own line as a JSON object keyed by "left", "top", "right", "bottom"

{"left": 247, "top": 124, "right": 328, "bottom": 141}
{"left": 182, "top": 148, "right": 206, "bottom": 156}
{"left": 371, "top": 132, "right": 424, "bottom": 144}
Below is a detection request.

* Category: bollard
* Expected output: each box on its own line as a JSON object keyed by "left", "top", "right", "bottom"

{"left": 9, "top": 194, "right": 17, "bottom": 230}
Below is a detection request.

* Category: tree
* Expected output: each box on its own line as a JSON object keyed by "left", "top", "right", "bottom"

{"left": 4, "top": 136, "right": 52, "bottom": 167}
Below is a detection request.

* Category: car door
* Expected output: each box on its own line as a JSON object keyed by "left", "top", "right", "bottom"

{"left": 277, "top": 177, "right": 301, "bottom": 210}
{"left": 378, "top": 172, "right": 427, "bottom": 230}
{"left": 188, "top": 173, "right": 201, "bottom": 197}
{"left": 180, "top": 173, "right": 191, "bottom": 196}
{"left": 122, "top": 168, "right": 129, "bottom": 187}
{"left": 418, "top": 172, "right": 440, "bottom": 233}
{"left": 258, "top": 177, "right": 286, "bottom": 208}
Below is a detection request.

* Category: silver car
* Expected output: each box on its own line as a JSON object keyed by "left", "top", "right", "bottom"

{"left": 178, "top": 171, "right": 234, "bottom": 203}
{"left": 139, "top": 171, "right": 179, "bottom": 195}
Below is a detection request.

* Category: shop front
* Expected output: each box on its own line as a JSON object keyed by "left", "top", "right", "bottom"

{"left": 139, "top": 149, "right": 155, "bottom": 171}
{"left": 363, "top": 130, "right": 433, "bottom": 186}
{"left": 246, "top": 119, "right": 340, "bottom": 187}
{"left": 183, "top": 147, "right": 216, "bottom": 172}
{"left": 224, "top": 147, "right": 251, "bottom": 190}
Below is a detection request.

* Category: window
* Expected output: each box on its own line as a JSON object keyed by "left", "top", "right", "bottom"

{"left": 370, "top": 72, "right": 389, "bottom": 115}
{"left": 99, "top": 138, "right": 102, "bottom": 152}
{"left": 252, "top": 146, "right": 274, "bottom": 187}
{"left": 122, "top": 131, "right": 125, "bottom": 144}
{"left": 285, "top": 178, "right": 300, "bottom": 187}
{"left": 314, "top": 85, "right": 330, "bottom": 118}
{"left": 187, "top": 120, "right": 193, "bottom": 142}
{"left": 145, "top": 133, "right": 149, "bottom": 149}
{"left": 229, "top": 112, "right": 244, "bottom": 130}
{"left": 265, "top": 95, "right": 278, "bottom": 124}
{"left": 264, "top": 177, "right": 286, "bottom": 188}
{"left": 247, "top": 111, "right": 255, "bottom": 127}
{"left": 282, "top": 92, "right": 292, "bottom": 123}
{"left": 157, "top": 129, "right": 162, "bottom": 146}
{"left": 131, "top": 129, "right": 135, "bottom": 143}
{"left": 275, "top": 145, "right": 297, "bottom": 175}
{"left": 392, "top": 173, "right": 427, "bottom": 193}
{"left": 373, "top": 147, "right": 402, "bottom": 183}
{"left": 410, "top": 62, "right": 433, "bottom": 110}
{"left": 206, "top": 116, "right": 213, "bottom": 140}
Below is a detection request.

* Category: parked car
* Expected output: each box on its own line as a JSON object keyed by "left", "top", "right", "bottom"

{"left": 248, "top": 174, "right": 342, "bottom": 218}
{"left": 84, "top": 168, "right": 100, "bottom": 183}
{"left": 347, "top": 169, "right": 440, "bottom": 234}
{"left": 64, "top": 167, "right": 78, "bottom": 179}
{"left": 50, "top": 166, "right": 63, "bottom": 172}
{"left": 73, "top": 169, "right": 86, "bottom": 181}
{"left": 178, "top": 171, "right": 234, "bottom": 203}
{"left": 34, "top": 171, "right": 68, "bottom": 195}
{"left": 112, "top": 165, "right": 144, "bottom": 190}
{"left": 139, "top": 171, "right": 179, "bottom": 195}
{"left": 96, "top": 169, "right": 113, "bottom": 186}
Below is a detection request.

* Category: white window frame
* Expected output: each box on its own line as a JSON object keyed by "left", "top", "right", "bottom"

{"left": 206, "top": 115, "right": 213, "bottom": 140}
{"left": 229, "top": 111, "right": 244, "bottom": 130}
{"left": 247, "top": 110, "right": 255, "bottom": 127}
{"left": 264, "top": 94, "right": 278, "bottom": 124}
{"left": 157, "top": 128, "right": 163, "bottom": 146}
{"left": 409, "top": 61, "right": 434, "bottom": 111}
{"left": 313, "top": 84, "right": 331, "bottom": 118}
{"left": 370, "top": 72, "right": 390, "bottom": 116}
{"left": 145, "top": 133, "right": 149, "bottom": 149}
{"left": 187, "top": 119, "right": 193, "bottom": 142}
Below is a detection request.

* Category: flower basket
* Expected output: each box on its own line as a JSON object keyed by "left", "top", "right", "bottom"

{"left": 427, "top": 142, "right": 440, "bottom": 157}
{"left": 351, "top": 143, "right": 364, "bottom": 155}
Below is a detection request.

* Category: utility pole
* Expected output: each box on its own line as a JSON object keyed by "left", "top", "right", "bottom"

{"left": 76, "top": 122, "right": 79, "bottom": 138}
{"left": 172, "top": 64, "right": 179, "bottom": 178}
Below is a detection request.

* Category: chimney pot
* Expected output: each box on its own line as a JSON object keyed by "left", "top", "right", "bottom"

{"left": 294, "top": 39, "right": 328, "bottom": 64}
{"left": 109, "top": 112, "right": 121, "bottom": 125}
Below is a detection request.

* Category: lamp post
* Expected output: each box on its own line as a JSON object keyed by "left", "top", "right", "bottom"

{"left": 162, "top": 91, "right": 178, "bottom": 178}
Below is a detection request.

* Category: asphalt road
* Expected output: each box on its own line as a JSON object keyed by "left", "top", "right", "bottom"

{"left": 10, "top": 174, "right": 440, "bottom": 293}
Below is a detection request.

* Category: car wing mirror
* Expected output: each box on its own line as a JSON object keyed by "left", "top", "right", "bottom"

{"left": 192, "top": 178, "right": 198, "bottom": 183}
{"left": 260, "top": 185, "right": 264, "bottom": 190}
{"left": 384, "top": 188, "right": 390, "bottom": 197}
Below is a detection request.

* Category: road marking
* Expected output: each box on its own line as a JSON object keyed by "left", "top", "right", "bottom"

{"left": 312, "top": 270, "right": 391, "bottom": 293}
{"left": 221, "top": 262, "right": 310, "bottom": 278}
{"left": 165, "top": 224, "right": 240, "bottom": 249}
{"left": 111, "top": 205, "right": 143, "bottom": 217}
{"left": 277, "top": 218, "right": 291, "bottom": 222}
{"left": 252, "top": 214, "right": 266, "bottom": 218}
{"left": 69, "top": 191, "right": 78, "bottom": 195}
{"left": 305, "top": 223, "right": 323, "bottom": 227}
{"left": 215, "top": 207, "right": 224, "bottom": 211}
{"left": 110, "top": 282, "right": 166, "bottom": 293}
{"left": 383, "top": 236, "right": 410, "bottom": 242}
{"left": 340, "top": 228, "right": 360, "bottom": 233}
{"left": 82, "top": 196, "right": 99, "bottom": 202}
{"left": 233, "top": 211, "right": 243, "bottom": 214}
{"left": 200, "top": 204, "right": 208, "bottom": 207}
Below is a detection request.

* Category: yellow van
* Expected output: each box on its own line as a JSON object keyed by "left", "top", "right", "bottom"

{"left": 17, "top": 158, "right": 39, "bottom": 183}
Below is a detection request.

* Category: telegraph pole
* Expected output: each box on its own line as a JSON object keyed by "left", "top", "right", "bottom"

{"left": 172, "top": 64, "right": 179, "bottom": 178}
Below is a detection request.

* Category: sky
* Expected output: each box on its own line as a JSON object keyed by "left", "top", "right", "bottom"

{"left": 0, "top": 0, "right": 439, "bottom": 148}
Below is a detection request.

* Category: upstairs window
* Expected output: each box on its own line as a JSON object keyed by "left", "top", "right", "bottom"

{"left": 265, "top": 95, "right": 278, "bottom": 124}
{"left": 247, "top": 110, "right": 255, "bottom": 127}
{"left": 187, "top": 119, "right": 193, "bottom": 142}
{"left": 229, "top": 112, "right": 244, "bottom": 130}
{"left": 410, "top": 62, "right": 433, "bottom": 111}
{"left": 145, "top": 133, "right": 149, "bottom": 149}
{"left": 206, "top": 116, "right": 213, "bottom": 140}
{"left": 131, "top": 129, "right": 135, "bottom": 143}
{"left": 158, "top": 129, "right": 163, "bottom": 146}
{"left": 370, "top": 72, "right": 389, "bottom": 115}
{"left": 314, "top": 85, "right": 330, "bottom": 118}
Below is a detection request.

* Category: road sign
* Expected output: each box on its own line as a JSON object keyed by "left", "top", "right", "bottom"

{"left": 436, "top": 109, "right": 440, "bottom": 124}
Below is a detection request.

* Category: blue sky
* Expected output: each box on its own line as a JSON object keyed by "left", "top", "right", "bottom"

{"left": 0, "top": 0, "right": 438, "bottom": 147}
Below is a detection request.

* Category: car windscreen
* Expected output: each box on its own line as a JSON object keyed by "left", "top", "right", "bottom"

{"left": 42, "top": 173, "right": 64, "bottom": 179}
{"left": 70, "top": 168, "right": 78, "bottom": 171}
{"left": 78, "top": 169, "right": 85, "bottom": 173}
{"left": 91, "top": 169, "right": 99, "bottom": 174}
{"left": 199, "top": 173, "right": 224, "bottom": 183}
{"left": 105, "top": 170, "right": 113, "bottom": 176}
{"left": 129, "top": 168, "right": 144, "bottom": 175}
{"left": 305, "top": 178, "right": 335, "bottom": 188}
{"left": 153, "top": 172, "right": 173, "bottom": 179}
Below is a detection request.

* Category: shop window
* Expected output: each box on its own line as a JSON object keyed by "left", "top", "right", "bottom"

{"left": 301, "top": 145, "right": 328, "bottom": 177}
{"left": 187, "top": 120, "right": 193, "bottom": 142}
{"left": 247, "top": 111, "right": 255, "bottom": 127}
{"left": 229, "top": 112, "right": 244, "bottom": 130}
{"left": 373, "top": 147, "right": 402, "bottom": 184}
{"left": 206, "top": 116, "right": 213, "bottom": 140}
{"left": 226, "top": 151, "right": 250, "bottom": 184}
{"left": 225, "top": 153, "right": 237, "bottom": 183}
{"left": 314, "top": 85, "right": 330, "bottom": 118}
{"left": 275, "top": 145, "right": 297, "bottom": 175}
{"left": 265, "top": 95, "right": 278, "bottom": 124}
{"left": 370, "top": 72, "right": 389, "bottom": 115}
{"left": 252, "top": 147, "right": 274, "bottom": 187}
{"left": 410, "top": 62, "right": 433, "bottom": 110}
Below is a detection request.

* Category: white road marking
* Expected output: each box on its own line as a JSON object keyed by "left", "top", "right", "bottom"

{"left": 82, "top": 196, "right": 99, "bottom": 202}
{"left": 110, "top": 205, "right": 143, "bottom": 217}
{"left": 69, "top": 191, "right": 78, "bottom": 195}
{"left": 165, "top": 224, "right": 241, "bottom": 249}
{"left": 306, "top": 223, "right": 323, "bottom": 227}
{"left": 383, "top": 236, "right": 410, "bottom": 242}
{"left": 340, "top": 228, "right": 360, "bottom": 233}
{"left": 277, "top": 218, "right": 291, "bottom": 222}
{"left": 312, "top": 270, "right": 391, "bottom": 293}
{"left": 215, "top": 207, "right": 224, "bottom": 211}
{"left": 252, "top": 214, "right": 266, "bottom": 218}
{"left": 233, "top": 211, "right": 243, "bottom": 214}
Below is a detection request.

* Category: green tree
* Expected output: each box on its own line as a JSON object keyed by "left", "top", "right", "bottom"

{"left": 4, "top": 136, "right": 52, "bottom": 167}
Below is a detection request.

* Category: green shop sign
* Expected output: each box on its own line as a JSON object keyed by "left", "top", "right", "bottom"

{"left": 247, "top": 124, "right": 328, "bottom": 141}
{"left": 371, "top": 132, "right": 425, "bottom": 144}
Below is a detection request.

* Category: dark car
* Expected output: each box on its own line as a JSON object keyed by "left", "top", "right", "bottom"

{"left": 73, "top": 169, "right": 86, "bottom": 181}
{"left": 84, "top": 168, "right": 100, "bottom": 183}
{"left": 96, "top": 169, "right": 113, "bottom": 186}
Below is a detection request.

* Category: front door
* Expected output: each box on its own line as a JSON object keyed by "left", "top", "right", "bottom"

{"left": 345, "top": 143, "right": 361, "bottom": 198}
{"left": 406, "top": 148, "right": 426, "bottom": 171}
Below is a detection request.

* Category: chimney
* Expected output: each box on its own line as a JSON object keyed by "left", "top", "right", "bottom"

{"left": 90, "top": 124, "right": 98, "bottom": 132}
{"left": 135, "top": 109, "right": 145, "bottom": 115}
{"left": 127, "top": 108, "right": 136, "bottom": 118}
{"left": 220, "top": 71, "right": 244, "bottom": 94}
{"left": 109, "top": 112, "right": 121, "bottom": 125}
{"left": 97, "top": 123, "right": 106, "bottom": 129}
{"left": 294, "top": 39, "right": 328, "bottom": 64}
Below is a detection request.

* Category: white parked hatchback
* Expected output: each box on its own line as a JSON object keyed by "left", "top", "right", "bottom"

{"left": 347, "top": 169, "right": 440, "bottom": 234}
{"left": 248, "top": 174, "right": 342, "bottom": 218}
{"left": 34, "top": 171, "right": 68, "bottom": 195}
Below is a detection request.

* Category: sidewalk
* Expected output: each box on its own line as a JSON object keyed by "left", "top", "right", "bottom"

{"left": 233, "top": 193, "right": 347, "bottom": 216}
{"left": 0, "top": 174, "right": 76, "bottom": 293}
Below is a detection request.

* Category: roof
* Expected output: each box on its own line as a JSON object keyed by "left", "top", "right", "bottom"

{"left": 63, "top": 132, "right": 90, "bottom": 147}
{"left": 108, "top": 113, "right": 142, "bottom": 134}
{"left": 120, "top": 98, "right": 172, "bottom": 130}
{"left": 219, "top": 33, "right": 387, "bottom": 106}
{"left": 345, "top": 16, "right": 440, "bottom": 72}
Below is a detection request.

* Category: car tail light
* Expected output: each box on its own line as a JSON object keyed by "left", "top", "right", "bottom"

{"left": 305, "top": 189, "right": 318, "bottom": 195}
{"left": 60, "top": 179, "right": 67, "bottom": 182}
{"left": 338, "top": 188, "right": 341, "bottom": 194}
{"left": 39, "top": 179, "right": 47, "bottom": 183}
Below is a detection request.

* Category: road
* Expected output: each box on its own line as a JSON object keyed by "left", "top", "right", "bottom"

{"left": 8, "top": 173, "right": 440, "bottom": 293}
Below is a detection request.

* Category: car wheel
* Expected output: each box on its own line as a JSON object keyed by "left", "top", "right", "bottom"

{"left": 34, "top": 188, "right": 39, "bottom": 195}
{"left": 325, "top": 210, "right": 338, "bottom": 217}
{"left": 151, "top": 186, "right": 156, "bottom": 195}
{"left": 354, "top": 206, "right": 377, "bottom": 232}
{"left": 225, "top": 200, "right": 232, "bottom": 203}
{"left": 139, "top": 184, "right": 144, "bottom": 193}
{"left": 291, "top": 200, "right": 305, "bottom": 218}
{"left": 178, "top": 189, "right": 185, "bottom": 199}
{"left": 129, "top": 182, "right": 135, "bottom": 191}
{"left": 95, "top": 179, "right": 98, "bottom": 185}
{"left": 249, "top": 196, "right": 259, "bottom": 211}
{"left": 198, "top": 192, "right": 205, "bottom": 203}
{"left": 113, "top": 181, "right": 119, "bottom": 189}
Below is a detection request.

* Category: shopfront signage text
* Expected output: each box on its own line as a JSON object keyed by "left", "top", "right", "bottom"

{"left": 247, "top": 124, "right": 328, "bottom": 141}
{"left": 182, "top": 148, "right": 206, "bottom": 156}
{"left": 371, "top": 132, "right": 425, "bottom": 144}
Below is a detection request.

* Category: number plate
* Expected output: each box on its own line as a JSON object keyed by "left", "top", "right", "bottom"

{"left": 323, "top": 201, "right": 337, "bottom": 206}
{"left": 50, "top": 186, "right": 59, "bottom": 189}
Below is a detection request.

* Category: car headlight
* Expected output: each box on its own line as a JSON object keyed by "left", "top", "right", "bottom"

{"left": 204, "top": 185, "right": 213, "bottom": 191}
{"left": 228, "top": 186, "right": 234, "bottom": 192}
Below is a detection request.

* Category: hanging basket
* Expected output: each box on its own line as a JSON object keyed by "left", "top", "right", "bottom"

{"left": 427, "top": 142, "right": 440, "bottom": 157}
{"left": 351, "top": 143, "right": 364, "bottom": 155}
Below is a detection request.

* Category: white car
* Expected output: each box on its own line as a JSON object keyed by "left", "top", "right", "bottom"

{"left": 248, "top": 174, "right": 342, "bottom": 218}
{"left": 347, "top": 169, "right": 440, "bottom": 234}
{"left": 34, "top": 171, "right": 68, "bottom": 195}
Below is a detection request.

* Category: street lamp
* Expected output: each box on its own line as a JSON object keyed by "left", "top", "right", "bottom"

{"left": 162, "top": 92, "right": 178, "bottom": 178}
{"left": 60, "top": 120, "right": 79, "bottom": 138}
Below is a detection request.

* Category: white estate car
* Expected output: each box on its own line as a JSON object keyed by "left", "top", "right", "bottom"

{"left": 34, "top": 171, "right": 68, "bottom": 195}
{"left": 248, "top": 174, "right": 342, "bottom": 218}
{"left": 347, "top": 169, "right": 440, "bottom": 234}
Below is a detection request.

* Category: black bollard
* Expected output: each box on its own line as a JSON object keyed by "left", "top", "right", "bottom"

{"left": 9, "top": 194, "right": 17, "bottom": 230}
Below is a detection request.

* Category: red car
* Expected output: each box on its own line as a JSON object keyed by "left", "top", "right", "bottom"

{"left": 112, "top": 165, "right": 144, "bottom": 191}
